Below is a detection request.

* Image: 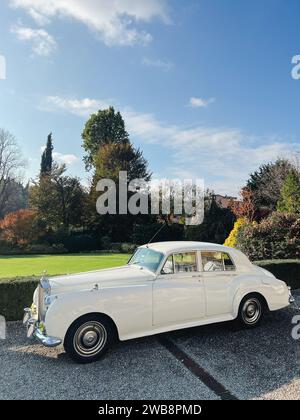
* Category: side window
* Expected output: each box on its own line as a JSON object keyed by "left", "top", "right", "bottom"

{"left": 174, "top": 252, "right": 197, "bottom": 273}
{"left": 201, "top": 252, "right": 236, "bottom": 272}
{"left": 223, "top": 253, "right": 235, "bottom": 271}
{"left": 202, "top": 252, "right": 223, "bottom": 272}
{"left": 161, "top": 255, "right": 174, "bottom": 275}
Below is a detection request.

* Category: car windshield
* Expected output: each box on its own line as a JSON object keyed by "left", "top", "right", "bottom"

{"left": 128, "top": 248, "right": 164, "bottom": 273}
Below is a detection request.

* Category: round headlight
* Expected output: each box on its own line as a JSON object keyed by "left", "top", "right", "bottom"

{"left": 40, "top": 277, "right": 51, "bottom": 294}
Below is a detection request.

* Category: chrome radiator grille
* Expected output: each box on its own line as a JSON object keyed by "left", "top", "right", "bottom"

{"left": 37, "top": 284, "right": 46, "bottom": 321}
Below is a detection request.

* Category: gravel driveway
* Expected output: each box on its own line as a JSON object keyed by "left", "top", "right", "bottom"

{"left": 1, "top": 291, "right": 300, "bottom": 400}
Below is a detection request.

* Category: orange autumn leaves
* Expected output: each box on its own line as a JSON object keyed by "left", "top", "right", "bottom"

{"left": 0, "top": 209, "right": 40, "bottom": 245}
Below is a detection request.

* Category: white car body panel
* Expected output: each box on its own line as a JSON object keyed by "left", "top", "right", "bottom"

{"left": 31, "top": 241, "right": 290, "bottom": 345}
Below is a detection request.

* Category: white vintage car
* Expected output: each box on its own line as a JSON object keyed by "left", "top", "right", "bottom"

{"left": 24, "top": 241, "right": 294, "bottom": 363}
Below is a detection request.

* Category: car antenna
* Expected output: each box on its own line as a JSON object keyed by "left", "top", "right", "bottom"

{"left": 147, "top": 220, "right": 168, "bottom": 247}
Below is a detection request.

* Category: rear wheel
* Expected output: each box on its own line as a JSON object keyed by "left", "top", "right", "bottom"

{"left": 236, "top": 294, "right": 264, "bottom": 329}
{"left": 64, "top": 314, "right": 114, "bottom": 364}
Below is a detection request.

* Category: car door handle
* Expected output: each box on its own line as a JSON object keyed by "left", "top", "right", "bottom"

{"left": 192, "top": 274, "right": 202, "bottom": 278}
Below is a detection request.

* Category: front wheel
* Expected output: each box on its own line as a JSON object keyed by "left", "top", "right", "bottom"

{"left": 64, "top": 315, "right": 113, "bottom": 364}
{"left": 236, "top": 295, "right": 264, "bottom": 329}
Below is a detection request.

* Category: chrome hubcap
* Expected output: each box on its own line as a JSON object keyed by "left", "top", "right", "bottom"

{"left": 242, "top": 298, "right": 261, "bottom": 325}
{"left": 73, "top": 322, "right": 107, "bottom": 357}
{"left": 82, "top": 331, "right": 98, "bottom": 347}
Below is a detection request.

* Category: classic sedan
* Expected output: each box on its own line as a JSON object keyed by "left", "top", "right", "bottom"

{"left": 23, "top": 241, "right": 294, "bottom": 363}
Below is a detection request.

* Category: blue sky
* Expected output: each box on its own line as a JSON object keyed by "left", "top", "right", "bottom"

{"left": 0, "top": 0, "right": 300, "bottom": 195}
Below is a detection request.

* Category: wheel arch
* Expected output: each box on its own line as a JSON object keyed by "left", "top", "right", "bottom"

{"left": 233, "top": 290, "right": 270, "bottom": 319}
{"left": 64, "top": 312, "right": 120, "bottom": 345}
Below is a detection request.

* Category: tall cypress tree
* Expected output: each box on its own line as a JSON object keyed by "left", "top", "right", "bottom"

{"left": 41, "top": 133, "right": 53, "bottom": 175}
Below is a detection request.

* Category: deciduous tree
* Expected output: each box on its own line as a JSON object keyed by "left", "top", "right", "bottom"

{"left": 247, "top": 159, "right": 294, "bottom": 211}
{"left": 0, "top": 129, "right": 25, "bottom": 218}
{"left": 277, "top": 170, "right": 300, "bottom": 215}
{"left": 0, "top": 209, "right": 39, "bottom": 245}
{"left": 82, "top": 107, "right": 129, "bottom": 171}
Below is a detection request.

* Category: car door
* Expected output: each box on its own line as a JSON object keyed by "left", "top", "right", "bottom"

{"left": 153, "top": 251, "right": 206, "bottom": 326}
{"left": 201, "top": 251, "right": 237, "bottom": 317}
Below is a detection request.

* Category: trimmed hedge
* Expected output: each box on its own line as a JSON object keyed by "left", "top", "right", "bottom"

{"left": 1, "top": 260, "right": 300, "bottom": 321}
{"left": 0, "top": 277, "right": 39, "bottom": 321}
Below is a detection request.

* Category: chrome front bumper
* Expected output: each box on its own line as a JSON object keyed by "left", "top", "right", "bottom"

{"left": 23, "top": 308, "right": 62, "bottom": 348}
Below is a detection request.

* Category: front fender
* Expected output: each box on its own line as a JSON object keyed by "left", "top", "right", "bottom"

{"left": 45, "top": 289, "right": 118, "bottom": 342}
{"left": 45, "top": 281, "right": 153, "bottom": 342}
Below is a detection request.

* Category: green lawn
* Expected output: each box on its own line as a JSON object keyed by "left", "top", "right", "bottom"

{"left": 0, "top": 253, "right": 131, "bottom": 280}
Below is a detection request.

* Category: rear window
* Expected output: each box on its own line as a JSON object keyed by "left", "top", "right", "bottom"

{"left": 201, "top": 251, "right": 235, "bottom": 272}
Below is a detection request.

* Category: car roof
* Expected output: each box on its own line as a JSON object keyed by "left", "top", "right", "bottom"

{"left": 139, "top": 241, "right": 253, "bottom": 270}
{"left": 140, "top": 241, "right": 235, "bottom": 254}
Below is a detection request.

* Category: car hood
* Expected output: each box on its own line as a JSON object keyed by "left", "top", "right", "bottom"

{"left": 48, "top": 265, "right": 155, "bottom": 295}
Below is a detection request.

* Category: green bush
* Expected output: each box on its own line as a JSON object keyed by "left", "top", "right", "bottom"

{"left": 256, "top": 260, "right": 300, "bottom": 290}
{"left": 111, "top": 242, "right": 137, "bottom": 253}
{"left": 25, "top": 243, "right": 67, "bottom": 254}
{"left": 100, "top": 235, "right": 112, "bottom": 250}
{"left": 0, "top": 241, "right": 67, "bottom": 255}
{"left": 0, "top": 277, "right": 39, "bottom": 321}
{"left": 237, "top": 212, "right": 300, "bottom": 260}
{"left": 62, "top": 234, "right": 102, "bottom": 253}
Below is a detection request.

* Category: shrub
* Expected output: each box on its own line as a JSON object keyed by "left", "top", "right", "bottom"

{"left": 236, "top": 212, "right": 300, "bottom": 260}
{"left": 62, "top": 234, "right": 102, "bottom": 253}
{"left": 224, "top": 218, "right": 247, "bottom": 248}
{"left": 100, "top": 235, "right": 112, "bottom": 250}
{"left": 0, "top": 242, "right": 67, "bottom": 255}
{"left": 25, "top": 243, "right": 67, "bottom": 254}
{"left": 111, "top": 243, "right": 137, "bottom": 253}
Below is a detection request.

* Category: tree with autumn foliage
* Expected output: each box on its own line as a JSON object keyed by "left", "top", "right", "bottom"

{"left": 224, "top": 188, "right": 256, "bottom": 248}
{"left": 230, "top": 187, "right": 256, "bottom": 221}
{"left": 0, "top": 209, "right": 40, "bottom": 246}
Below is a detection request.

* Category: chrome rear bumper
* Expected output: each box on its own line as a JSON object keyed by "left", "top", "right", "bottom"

{"left": 23, "top": 308, "right": 62, "bottom": 348}
{"left": 288, "top": 289, "right": 300, "bottom": 310}
{"left": 289, "top": 295, "right": 295, "bottom": 304}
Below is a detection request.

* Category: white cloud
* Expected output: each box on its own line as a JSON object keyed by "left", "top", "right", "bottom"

{"left": 143, "top": 57, "right": 174, "bottom": 72}
{"left": 45, "top": 96, "right": 111, "bottom": 117}
{"left": 53, "top": 152, "right": 78, "bottom": 165}
{"left": 9, "top": 0, "right": 170, "bottom": 47}
{"left": 11, "top": 24, "right": 57, "bottom": 56}
{"left": 189, "top": 97, "right": 215, "bottom": 108}
{"left": 43, "top": 95, "right": 295, "bottom": 195}
{"left": 40, "top": 144, "right": 78, "bottom": 165}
